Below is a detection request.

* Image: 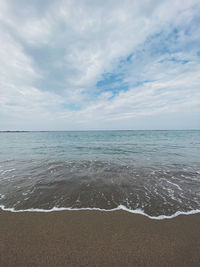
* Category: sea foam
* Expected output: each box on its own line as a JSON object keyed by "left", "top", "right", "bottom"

{"left": 0, "top": 204, "right": 200, "bottom": 220}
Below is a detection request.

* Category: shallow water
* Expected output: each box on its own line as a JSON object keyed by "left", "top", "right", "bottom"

{"left": 0, "top": 130, "right": 200, "bottom": 217}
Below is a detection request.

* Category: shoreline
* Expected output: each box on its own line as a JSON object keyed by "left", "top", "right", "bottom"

{"left": 1, "top": 205, "right": 200, "bottom": 220}
{"left": 0, "top": 209, "right": 200, "bottom": 266}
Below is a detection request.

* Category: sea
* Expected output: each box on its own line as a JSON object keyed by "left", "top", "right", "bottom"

{"left": 0, "top": 130, "right": 200, "bottom": 219}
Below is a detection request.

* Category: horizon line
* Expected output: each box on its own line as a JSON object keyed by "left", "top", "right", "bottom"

{"left": 0, "top": 129, "right": 199, "bottom": 132}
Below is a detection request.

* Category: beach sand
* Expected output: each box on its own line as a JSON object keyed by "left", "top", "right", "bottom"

{"left": 0, "top": 209, "right": 200, "bottom": 266}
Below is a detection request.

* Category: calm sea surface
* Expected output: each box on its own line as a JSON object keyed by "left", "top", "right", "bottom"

{"left": 0, "top": 131, "right": 200, "bottom": 217}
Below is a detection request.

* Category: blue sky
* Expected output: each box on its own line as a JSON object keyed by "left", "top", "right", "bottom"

{"left": 0, "top": 0, "right": 200, "bottom": 130}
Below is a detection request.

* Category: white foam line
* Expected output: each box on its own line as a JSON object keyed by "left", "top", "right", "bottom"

{"left": 163, "top": 179, "right": 182, "bottom": 191}
{"left": 0, "top": 204, "right": 200, "bottom": 220}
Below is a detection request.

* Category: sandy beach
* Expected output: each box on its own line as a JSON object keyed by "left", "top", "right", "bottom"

{"left": 0, "top": 210, "right": 200, "bottom": 266}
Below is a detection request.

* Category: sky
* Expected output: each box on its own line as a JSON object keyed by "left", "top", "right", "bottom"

{"left": 0, "top": 0, "right": 200, "bottom": 130}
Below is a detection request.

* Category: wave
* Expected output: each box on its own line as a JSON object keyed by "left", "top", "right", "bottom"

{"left": 1, "top": 204, "right": 200, "bottom": 220}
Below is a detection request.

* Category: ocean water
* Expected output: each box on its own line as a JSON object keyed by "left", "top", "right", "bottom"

{"left": 0, "top": 130, "right": 200, "bottom": 219}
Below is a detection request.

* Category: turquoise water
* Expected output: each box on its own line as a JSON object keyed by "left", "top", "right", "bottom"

{"left": 0, "top": 130, "right": 200, "bottom": 217}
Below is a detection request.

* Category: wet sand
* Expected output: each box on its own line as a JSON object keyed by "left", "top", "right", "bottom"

{"left": 0, "top": 210, "right": 200, "bottom": 266}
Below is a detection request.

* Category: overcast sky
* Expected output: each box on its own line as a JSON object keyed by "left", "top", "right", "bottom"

{"left": 0, "top": 0, "right": 200, "bottom": 130}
